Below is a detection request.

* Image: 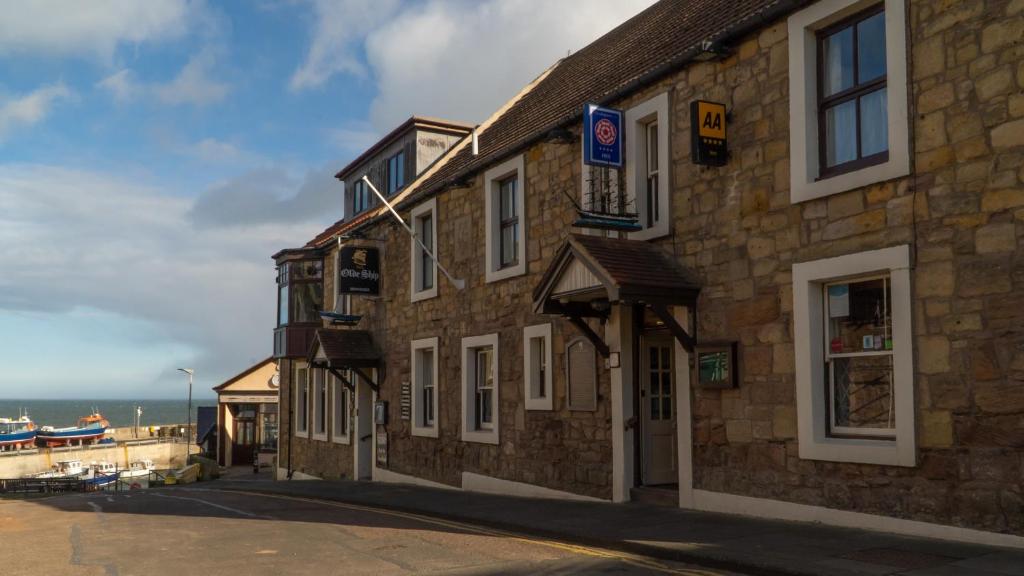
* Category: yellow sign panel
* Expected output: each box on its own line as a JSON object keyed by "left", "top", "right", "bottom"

{"left": 697, "top": 101, "right": 726, "bottom": 140}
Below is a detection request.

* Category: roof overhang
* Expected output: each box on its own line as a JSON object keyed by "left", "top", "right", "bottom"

{"left": 307, "top": 329, "right": 381, "bottom": 391}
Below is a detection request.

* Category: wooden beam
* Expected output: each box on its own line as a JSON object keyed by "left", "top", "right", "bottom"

{"left": 566, "top": 315, "right": 610, "bottom": 358}
{"left": 350, "top": 366, "right": 380, "bottom": 392}
{"left": 651, "top": 304, "right": 696, "bottom": 354}
{"left": 327, "top": 368, "right": 355, "bottom": 392}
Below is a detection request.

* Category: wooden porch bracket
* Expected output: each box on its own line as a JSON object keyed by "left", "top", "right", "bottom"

{"left": 327, "top": 367, "right": 356, "bottom": 392}
{"left": 650, "top": 304, "right": 696, "bottom": 354}
{"left": 350, "top": 367, "right": 380, "bottom": 392}
{"left": 566, "top": 315, "right": 611, "bottom": 358}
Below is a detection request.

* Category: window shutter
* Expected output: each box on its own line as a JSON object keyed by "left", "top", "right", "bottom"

{"left": 566, "top": 338, "right": 597, "bottom": 411}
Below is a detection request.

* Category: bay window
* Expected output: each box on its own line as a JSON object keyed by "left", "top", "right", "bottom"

{"left": 277, "top": 260, "right": 323, "bottom": 326}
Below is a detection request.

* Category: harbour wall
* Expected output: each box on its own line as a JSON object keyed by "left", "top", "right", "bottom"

{"left": 0, "top": 440, "right": 193, "bottom": 478}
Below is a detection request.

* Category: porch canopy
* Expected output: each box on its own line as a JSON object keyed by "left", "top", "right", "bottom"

{"left": 532, "top": 234, "right": 701, "bottom": 355}
{"left": 308, "top": 329, "right": 381, "bottom": 391}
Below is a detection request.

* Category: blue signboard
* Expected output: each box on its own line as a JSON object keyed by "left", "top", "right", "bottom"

{"left": 583, "top": 104, "right": 623, "bottom": 168}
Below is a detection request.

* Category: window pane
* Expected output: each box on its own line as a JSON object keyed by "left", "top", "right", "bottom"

{"left": 499, "top": 178, "right": 517, "bottom": 219}
{"left": 662, "top": 397, "right": 672, "bottom": 420}
{"left": 650, "top": 397, "right": 660, "bottom": 420}
{"left": 291, "top": 260, "right": 322, "bottom": 280}
{"left": 481, "top": 389, "right": 492, "bottom": 423}
{"left": 857, "top": 11, "right": 887, "bottom": 83}
{"left": 647, "top": 122, "right": 658, "bottom": 173}
{"left": 278, "top": 285, "right": 289, "bottom": 325}
{"left": 860, "top": 88, "right": 888, "bottom": 157}
{"left": 500, "top": 223, "right": 518, "bottom": 267}
{"left": 831, "top": 355, "right": 894, "bottom": 431}
{"left": 292, "top": 282, "right": 323, "bottom": 323}
{"left": 823, "top": 26, "right": 854, "bottom": 96}
{"left": 827, "top": 277, "right": 892, "bottom": 354}
{"left": 825, "top": 99, "right": 857, "bottom": 167}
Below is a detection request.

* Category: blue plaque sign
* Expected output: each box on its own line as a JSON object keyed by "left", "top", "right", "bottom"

{"left": 583, "top": 104, "right": 623, "bottom": 168}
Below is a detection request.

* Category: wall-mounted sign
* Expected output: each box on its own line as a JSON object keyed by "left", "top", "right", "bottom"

{"left": 399, "top": 381, "right": 411, "bottom": 421}
{"left": 694, "top": 342, "right": 737, "bottom": 389}
{"left": 583, "top": 104, "right": 623, "bottom": 168}
{"left": 690, "top": 100, "right": 728, "bottom": 166}
{"left": 338, "top": 246, "right": 380, "bottom": 295}
{"left": 376, "top": 430, "right": 388, "bottom": 468}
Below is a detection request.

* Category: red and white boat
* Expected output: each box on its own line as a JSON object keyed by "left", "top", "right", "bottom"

{"left": 36, "top": 413, "right": 110, "bottom": 447}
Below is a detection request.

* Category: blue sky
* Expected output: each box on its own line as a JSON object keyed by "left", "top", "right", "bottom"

{"left": 0, "top": 0, "right": 654, "bottom": 400}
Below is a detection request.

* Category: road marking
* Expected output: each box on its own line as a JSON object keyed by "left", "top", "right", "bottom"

{"left": 87, "top": 502, "right": 102, "bottom": 513}
{"left": 151, "top": 491, "right": 273, "bottom": 519}
{"left": 194, "top": 488, "right": 726, "bottom": 576}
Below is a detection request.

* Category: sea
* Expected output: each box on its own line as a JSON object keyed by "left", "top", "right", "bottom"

{"left": 0, "top": 399, "right": 217, "bottom": 429}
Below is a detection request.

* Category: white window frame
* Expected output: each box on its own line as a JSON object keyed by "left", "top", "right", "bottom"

{"left": 410, "top": 198, "right": 438, "bottom": 302}
{"left": 311, "top": 366, "right": 328, "bottom": 441}
{"left": 788, "top": 0, "right": 909, "bottom": 203}
{"left": 793, "top": 244, "right": 915, "bottom": 467}
{"left": 625, "top": 91, "right": 670, "bottom": 241}
{"left": 484, "top": 155, "right": 526, "bottom": 283}
{"left": 523, "top": 324, "right": 553, "bottom": 411}
{"left": 460, "top": 333, "right": 499, "bottom": 444}
{"left": 411, "top": 337, "right": 440, "bottom": 438}
{"left": 294, "top": 363, "right": 309, "bottom": 438}
{"left": 330, "top": 372, "right": 351, "bottom": 444}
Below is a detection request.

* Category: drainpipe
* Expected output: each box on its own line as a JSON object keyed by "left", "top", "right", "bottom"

{"left": 287, "top": 360, "right": 294, "bottom": 480}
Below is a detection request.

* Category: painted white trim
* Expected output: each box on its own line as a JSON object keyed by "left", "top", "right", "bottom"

{"left": 792, "top": 245, "right": 915, "bottom": 466}
{"left": 311, "top": 366, "right": 328, "bottom": 442}
{"left": 410, "top": 198, "right": 439, "bottom": 302}
{"left": 460, "top": 333, "right": 500, "bottom": 444}
{"left": 329, "top": 372, "right": 351, "bottom": 445}
{"left": 693, "top": 489, "right": 1024, "bottom": 550}
{"left": 462, "top": 472, "right": 605, "bottom": 502}
{"left": 411, "top": 337, "right": 440, "bottom": 438}
{"left": 293, "top": 362, "right": 309, "bottom": 439}
{"left": 788, "top": 0, "right": 910, "bottom": 203}
{"left": 673, "top": 307, "right": 694, "bottom": 508}
{"left": 373, "top": 467, "right": 456, "bottom": 490}
{"left": 483, "top": 155, "right": 527, "bottom": 283}
{"left": 523, "top": 323, "right": 553, "bottom": 411}
{"left": 625, "top": 91, "right": 670, "bottom": 240}
{"left": 606, "top": 305, "right": 635, "bottom": 502}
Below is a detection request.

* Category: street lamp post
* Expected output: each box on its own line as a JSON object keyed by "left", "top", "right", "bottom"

{"left": 177, "top": 368, "right": 194, "bottom": 465}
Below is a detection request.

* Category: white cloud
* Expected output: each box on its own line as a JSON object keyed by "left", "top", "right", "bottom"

{"left": 327, "top": 124, "right": 380, "bottom": 154}
{"left": 97, "top": 51, "right": 230, "bottom": 107}
{"left": 0, "top": 163, "right": 331, "bottom": 388}
{"left": 289, "top": 0, "right": 402, "bottom": 92}
{"left": 0, "top": 0, "right": 195, "bottom": 61}
{"left": 181, "top": 138, "right": 255, "bottom": 165}
{"left": 292, "top": 0, "right": 657, "bottom": 128}
{"left": 0, "top": 83, "right": 73, "bottom": 142}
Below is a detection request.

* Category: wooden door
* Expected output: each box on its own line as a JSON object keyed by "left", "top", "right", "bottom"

{"left": 641, "top": 338, "right": 676, "bottom": 485}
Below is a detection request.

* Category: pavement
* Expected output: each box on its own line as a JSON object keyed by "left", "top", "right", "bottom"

{"left": 0, "top": 486, "right": 737, "bottom": 575}
{"left": 209, "top": 475, "right": 1024, "bottom": 576}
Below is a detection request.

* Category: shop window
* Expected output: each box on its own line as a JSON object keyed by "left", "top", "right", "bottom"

{"left": 260, "top": 404, "right": 278, "bottom": 451}
{"left": 566, "top": 338, "right": 597, "bottom": 411}
{"left": 624, "top": 91, "right": 669, "bottom": 240}
{"left": 331, "top": 372, "right": 350, "bottom": 444}
{"left": 411, "top": 337, "right": 439, "bottom": 437}
{"left": 411, "top": 199, "right": 438, "bottom": 302}
{"left": 793, "top": 245, "right": 915, "bottom": 466}
{"left": 312, "top": 367, "right": 328, "bottom": 441}
{"left": 788, "top": 0, "right": 909, "bottom": 202}
{"left": 484, "top": 156, "right": 526, "bottom": 283}
{"left": 294, "top": 365, "right": 309, "bottom": 438}
{"left": 523, "top": 324, "right": 553, "bottom": 411}
{"left": 460, "top": 333, "right": 499, "bottom": 444}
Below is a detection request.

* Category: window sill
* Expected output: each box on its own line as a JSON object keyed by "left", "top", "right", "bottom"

{"left": 628, "top": 223, "right": 669, "bottom": 242}
{"left": 411, "top": 286, "right": 438, "bottom": 302}
{"left": 311, "top": 432, "right": 328, "bottom": 442}
{"left": 799, "top": 435, "right": 912, "bottom": 467}
{"left": 331, "top": 434, "right": 351, "bottom": 445}
{"left": 461, "top": 429, "right": 498, "bottom": 445}
{"left": 485, "top": 263, "right": 526, "bottom": 284}
{"left": 411, "top": 425, "right": 439, "bottom": 438}
{"left": 525, "top": 398, "right": 553, "bottom": 411}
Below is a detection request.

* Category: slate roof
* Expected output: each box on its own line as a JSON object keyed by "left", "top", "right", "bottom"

{"left": 310, "top": 329, "right": 380, "bottom": 368}
{"left": 534, "top": 233, "right": 701, "bottom": 309}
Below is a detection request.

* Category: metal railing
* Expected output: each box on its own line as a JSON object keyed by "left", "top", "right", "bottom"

{"left": 0, "top": 477, "right": 85, "bottom": 495}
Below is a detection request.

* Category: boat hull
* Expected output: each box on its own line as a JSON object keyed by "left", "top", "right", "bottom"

{"left": 0, "top": 430, "right": 38, "bottom": 449}
{"left": 36, "top": 428, "right": 107, "bottom": 447}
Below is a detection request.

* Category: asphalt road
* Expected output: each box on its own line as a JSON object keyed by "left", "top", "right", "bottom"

{"left": 0, "top": 488, "right": 739, "bottom": 576}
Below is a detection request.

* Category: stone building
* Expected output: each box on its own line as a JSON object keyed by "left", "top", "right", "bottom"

{"left": 272, "top": 0, "right": 1024, "bottom": 545}
{"left": 212, "top": 357, "right": 279, "bottom": 467}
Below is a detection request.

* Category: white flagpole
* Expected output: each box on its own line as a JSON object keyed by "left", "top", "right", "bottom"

{"left": 360, "top": 176, "right": 465, "bottom": 290}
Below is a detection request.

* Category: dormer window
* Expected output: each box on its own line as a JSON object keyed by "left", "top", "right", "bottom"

{"left": 276, "top": 259, "right": 323, "bottom": 326}
{"left": 388, "top": 150, "right": 406, "bottom": 195}
{"left": 352, "top": 179, "right": 370, "bottom": 214}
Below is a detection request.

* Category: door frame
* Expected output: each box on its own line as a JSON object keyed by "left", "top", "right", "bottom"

{"left": 639, "top": 333, "right": 677, "bottom": 486}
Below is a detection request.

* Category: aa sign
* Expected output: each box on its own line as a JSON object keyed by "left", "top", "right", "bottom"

{"left": 690, "top": 100, "right": 728, "bottom": 166}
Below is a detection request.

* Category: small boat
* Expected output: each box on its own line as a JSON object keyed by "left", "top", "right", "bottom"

{"left": 36, "top": 413, "right": 110, "bottom": 447}
{"left": 83, "top": 461, "right": 120, "bottom": 489}
{"left": 31, "top": 459, "right": 85, "bottom": 479}
{"left": 0, "top": 415, "right": 37, "bottom": 450}
{"left": 119, "top": 459, "right": 155, "bottom": 479}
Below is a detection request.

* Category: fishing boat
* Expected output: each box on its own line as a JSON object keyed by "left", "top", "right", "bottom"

{"left": 0, "top": 415, "right": 37, "bottom": 450}
{"left": 36, "top": 413, "right": 110, "bottom": 447}
{"left": 119, "top": 459, "right": 155, "bottom": 479}
{"left": 83, "top": 461, "right": 120, "bottom": 489}
{"left": 31, "top": 459, "right": 85, "bottom": 479}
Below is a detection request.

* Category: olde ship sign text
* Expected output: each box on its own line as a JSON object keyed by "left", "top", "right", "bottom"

{"left": 338, "top": 246, "right": 381, "bottom": 295}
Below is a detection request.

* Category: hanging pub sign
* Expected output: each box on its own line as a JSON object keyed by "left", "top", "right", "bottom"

{"left": 690, "top": 100, "right": 728, "bottom": 166}
{"left": 338, "top": 246, "right": 381, "bottom": 295}
{"left": 583, "top": 103, "right": 624, "bottom": 168}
